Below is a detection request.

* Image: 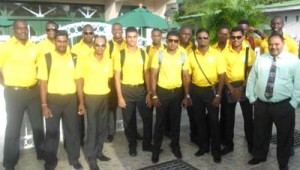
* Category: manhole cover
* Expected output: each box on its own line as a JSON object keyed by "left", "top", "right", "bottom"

{"left": 138, "top": 159, "right": 199, "bottom": 170}
{"left": 271, "top": 130, "right": 300, "bottom": 148}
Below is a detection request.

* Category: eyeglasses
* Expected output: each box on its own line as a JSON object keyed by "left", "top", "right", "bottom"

{"left": 84, "top": 31, "right": 94, "bottom": 35}
{"left": 46, "top": 27, "right": 57, "bottom": 32}
{"left": 230, "top": 36, "right": 243, "bottom": 40}
{"left": 197, "top": 37, "right": 208, "bottom": 40}
{"left": 167, "top": 39, "right": 179, "bottom": 44}
{"left": 94, "top": 43, "right": 106, "bottom": 48}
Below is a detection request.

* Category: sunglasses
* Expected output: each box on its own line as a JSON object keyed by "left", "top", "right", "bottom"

{"left": 46, "top": 27, "right": 57, "bottom": 32}
{"left": 230, "top": 35, "right": 243, "bottom": 40}
{"left": 84, "top": 31, "right": 94, "bottom": 35}
{"left": 94, "top": 43, "right": 106, "bottom": 48}
{"left": 197, "top": 37, "right": 208, "bottom": 40}
{"left": 167, "top": 39, "right": 179, "bottom": 44}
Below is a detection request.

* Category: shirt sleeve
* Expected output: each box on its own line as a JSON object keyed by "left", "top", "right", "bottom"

{"left": 0, "top": 43, "right": 8, "bottom": 68}
{"left": 246, "top": 57, "right": 258, "bottom": 103}
{"left": 216, "top": 52, "right": 226, "bottom": 74}
{"left": 151, "top": 51, "right": 159, "bottom": 69}
{"left": 247, "top": 48, "right": 256, "bottom": 67}
{"left": 143, "top": 51, "right": 149, "bottom": 70}
{"left": 37, "top": 53, "right": 48, "bottom": 80}
{"left": 290, "top": 60, "right": 300, "bottom": 108}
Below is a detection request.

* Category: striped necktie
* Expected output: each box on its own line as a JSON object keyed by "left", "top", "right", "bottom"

{"left": 265, "top": 57, "right": 276, "bottom": 99}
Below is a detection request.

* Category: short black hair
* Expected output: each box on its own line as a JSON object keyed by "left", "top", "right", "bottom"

{"left": 166, "top": 30, "right": 180, "bottom": 39}
{"left": 112, "top": 23, "right": 122, "bottom": 28}
{"left": 196, "top": 28, "right": 210, "bottom": 37}
{"left": 271, "top": 16, "right": 284, "bottom": 24}
{"left": 45, "top": 21, "right": 58, "bottom": 30}
{"left": 125, "top": 27, "right": 138, "bottom": 35}
{"left": 218, "top": 25, "right": 230, "bottom": 32}
{"left": 83, "top": 24, "right": 93, "bottom": 31}
{"left": 55, "top": 30, "right": 68, "bottom": 39}
{"left": 268, "top": 32, "right": 285, "bottom": 43}
{"left": 231, "top": 26, "right": 244, "bottom": 35}
{"left": 13, "top": 19, "right": 27, "bottom": 29}
{"left": 238, "top": 19, "right": 249, "bottom": 26}
{"left": 151, "top": 28, "right": 162, "bottom": 34}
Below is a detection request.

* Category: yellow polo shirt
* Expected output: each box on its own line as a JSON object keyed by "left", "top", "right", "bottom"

{"left": 212, "top": 40, "right": 230, "bottom": 52}
{"left": 223, "top": 44, "right": 255, "bottom": 82}
{"left": 0, "top": 37, "right": 38, "bottom": 86}
{"left": 144, "top": 43, "right": 165, "bottom": 68}
{"left": 37, "top": 50, "right": 80, "bottom": 94}
{"left": 114, "top": 47, "right": 149, "bottom": 85}
{"left": 71, "top": 39, "right": 94, "bottom": 58}
{"left": 188, "top": 47, "right": 226, "bottom": 87}
{"left": 151, "top": 49, "right": 189, "bottom": 89}
{"left": 77, "top": 53, "right": 113, "bottom": 95}
{"left": 107, "top": 39, "right": 127, "bottom": 60}
{"left": 260, "top": 33, "right": 298, "bottom": 56}
{"left": 179, "top": 42, "right": 194, "bottom": 55}
{"left": 37, "top": 38, "right": 55, "bottom": 55}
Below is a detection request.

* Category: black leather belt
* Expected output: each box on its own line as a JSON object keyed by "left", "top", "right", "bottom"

{"left": 6, "top": 84, "right": 37, "bottom": 90}
{"left": 257, "top": 98, "right": 291, "bottom": 105}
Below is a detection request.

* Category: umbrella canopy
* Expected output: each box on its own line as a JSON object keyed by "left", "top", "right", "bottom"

{"left": 0, "top": 18, "right": 13, "bottom": 27}
{"left": 107, "top": 7, "right": 179, "bottom": 29}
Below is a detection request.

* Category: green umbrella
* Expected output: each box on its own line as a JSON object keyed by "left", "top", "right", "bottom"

{"left": 107, "top": 7, "right": 179, "bottom": 29}
{"left": 0, "top": 18, "right": 13, "bottom": 27}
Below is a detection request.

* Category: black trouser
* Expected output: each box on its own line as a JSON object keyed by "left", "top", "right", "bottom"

{"left": 43, "top": 94, "right": 80, "bottom": 166}
{"left": 191, "top": 84, "right": 220, "bottom": 156}
{"left": 121, "top": 84, "right": 153, "bottom": 149}
{"left": 253, "top": 99, "right": 294, "bottom": 169}
{"left": 153, "top": 86, "right": 183, "bottom": 153}
{"left": 187, "top": 105, "right": 198, "bottom": 141}
{"left": 220, "top": 90, "right": 253, "bottom": 150}
{"left": 3, "top": 85, "right": 44, "bottom": 169}
{"left": 84, "top": 94, "right": 108, "bottom": 165}
{"left": 107, "top": 79, "right": 118, "bottom": 136}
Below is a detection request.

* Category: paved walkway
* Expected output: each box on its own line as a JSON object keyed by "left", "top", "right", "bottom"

{"left": 1, "top": 107, "right": 300, "bottom": 170}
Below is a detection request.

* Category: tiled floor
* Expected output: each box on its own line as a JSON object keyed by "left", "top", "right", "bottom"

{"left": 1, "top": 107, "right": 300, "bottom": 170}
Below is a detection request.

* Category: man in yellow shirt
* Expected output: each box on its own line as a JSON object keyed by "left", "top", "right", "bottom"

{"left": 37, "top": 21, "right": 58, "bottom": 54}
{"left": 189, "top": 28, "right": 226, "bottom": 163}
{"left": 114, "top": 27, "right": 153, "bottom": 157}
{"left": 38, "top": 31, "right": 83, "bottom": 170}
{"left": 77, "top": 36, "right": 112, "bottom": 170}
{"left": 212, "top": 26, "right": 230, "bottom": 52}
{"left": 145, "top": 28, "right": 166, "bottom": 67}
{"left": 260, "top": 16, "right": 298, "bottom": 56}
{"left": 220, "top": 26, "right": 255, "bottom": 156}
{"left": 71, "top": 24, "right": 95, "bottom": 57}
{"left": 0, "top": 20, "right": 44, "bottom": 170}
{"left": 238, "top": 19, "right": 267, "bottom": 50}
{"left": 107, "top": 23, "right": 142, "bottom": 142}
{"left": 178, "top": 25, "right": 198, "bottom": 144}
{"left": 151, "top": 30, "right": 190, "bottom": 163}
{"left": 71, "top": 24, "right": 95, "bottom": 146}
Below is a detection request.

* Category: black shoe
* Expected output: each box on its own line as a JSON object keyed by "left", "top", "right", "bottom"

{"left": 107, "top": 135, "right": 114, "bottom": 143}
{"left": 44, "top": 161, "right": 57, "bottom": 170}
{"left": 248, "top": 158, "right": 266, "bottom": 165}
{"left": 136, "top": 133, "right": 143, "bottom": 140}
{"left": 72, "top": 162, "right": 83, "bottom": 170}
{"left": 280, "top": 165, "right": 289, "bottom": 170}
{"left": 221, "top": 147, "right": 233, "bottom": 155}
{"left": 151, "top": 152, "right": 160, "bottom": 163}
{"left": 213, "top": 155, "right": 222, "bottom": 163}
{"left": 171, "top": 148, "right": 182, "bottom": 159}
{"left": 194, "top": 149, "right": 209, "bottom": 157}
{"left": 97, "top": 155, "right": 111, "bottom": 161}
{"left": 129, "top": 147, "right": 137, "bottom": 157}
{"left": 89, "top": 163, "right": 100, "bottom": 170}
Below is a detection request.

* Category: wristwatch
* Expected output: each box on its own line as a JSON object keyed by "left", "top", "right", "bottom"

{"left": 215, "top": 94, "right": 221, "bottom": 98}
{"left": 186, "top": 94, "right": 191, "bottom": 99}
{"left": 152, "top": 95, "right": 158, "bottom": 99}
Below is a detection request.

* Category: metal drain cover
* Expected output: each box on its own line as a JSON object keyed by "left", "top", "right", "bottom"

{"left": 271, "top": 130, "right": 300, "bottom": 148}
{"left": 138, "top": 159, "right": 199, "bottom": 170}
